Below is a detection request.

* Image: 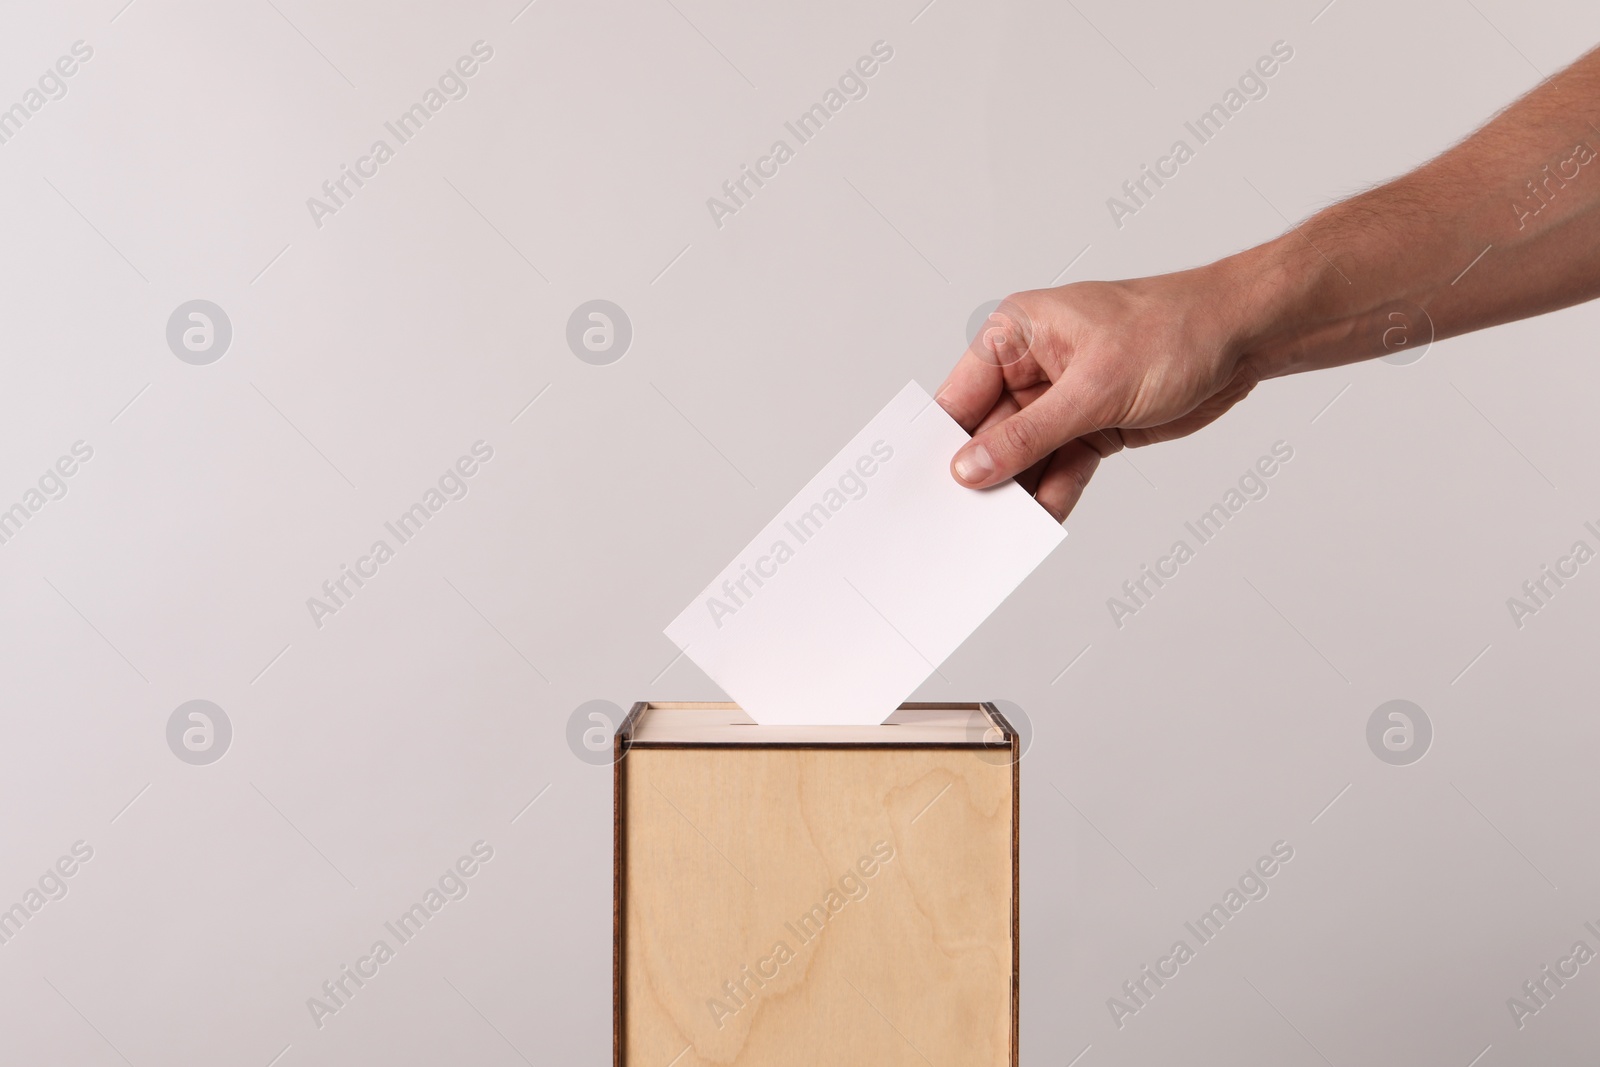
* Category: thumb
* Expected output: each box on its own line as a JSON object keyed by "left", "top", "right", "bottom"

{"left": 951, "top": 384, "right": 1105, "bottom": 488}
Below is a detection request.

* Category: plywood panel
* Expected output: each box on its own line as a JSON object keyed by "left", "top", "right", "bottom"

{"left": 622, "top": 745, "right": 1013, "bottom": 1067}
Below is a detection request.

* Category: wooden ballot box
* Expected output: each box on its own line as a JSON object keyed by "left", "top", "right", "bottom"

{"left": 614, "top": 701, "right": 1018, "bottom": 1067}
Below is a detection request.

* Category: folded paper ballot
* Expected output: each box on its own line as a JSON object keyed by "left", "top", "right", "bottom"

{"left": 665, "top": 380, "right": 1066, "bottom": 725}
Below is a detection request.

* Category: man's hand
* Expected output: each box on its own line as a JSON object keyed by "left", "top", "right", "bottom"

{"left": 936, "top": 265, "right": 1262, "bottom": 521}
{"left": 940, "top": 44, "right": 1600, "bottom": 523}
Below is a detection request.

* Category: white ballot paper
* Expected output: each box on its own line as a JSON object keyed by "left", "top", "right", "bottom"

{"left": 664, "top": 380, "right": 1066, "bottom": 725}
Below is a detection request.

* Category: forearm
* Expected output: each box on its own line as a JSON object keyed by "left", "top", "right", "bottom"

{"left": 1225, "top": 45, "right": 1600, "bottom": 378}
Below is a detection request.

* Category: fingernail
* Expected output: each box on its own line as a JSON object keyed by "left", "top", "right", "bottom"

{"left": 934, "top": 388, "right": 954, "bottom": 413}
{"left": 953, "top": 444, "right": 993, "bottom": 485}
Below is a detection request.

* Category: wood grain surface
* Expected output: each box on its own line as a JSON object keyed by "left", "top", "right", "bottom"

{"left": 621, "top": 743, "right": 1014, "bottom": 1067}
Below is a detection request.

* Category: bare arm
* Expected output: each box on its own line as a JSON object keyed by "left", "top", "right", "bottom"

{"left": 939, "top": 45, "right": 1600, "bottom": 520}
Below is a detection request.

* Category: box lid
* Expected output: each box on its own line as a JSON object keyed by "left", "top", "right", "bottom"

{"left": 618, "top": 701, "right": 1015, "bottom": 747}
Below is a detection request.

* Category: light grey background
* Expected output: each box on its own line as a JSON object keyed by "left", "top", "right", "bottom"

{"left": 2, "top": 0, "right": 1598, "bottom": 1063}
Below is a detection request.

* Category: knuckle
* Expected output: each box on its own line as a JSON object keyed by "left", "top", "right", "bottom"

{"left": 996, "top": 415, "right": 1041, "bottom": 461}
{"left": 1072, "top": 456, "right": 1099, "bottom": 495}
{"left": 999, "top": 290, "right": 1034, "bottom": 313}
{"left": 1085, "top": 425, "right": 1125, "bottom": 458}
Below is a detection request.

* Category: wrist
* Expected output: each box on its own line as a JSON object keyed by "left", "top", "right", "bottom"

{"left": 1213, "top": 227, "right": 1406, "bottom": 380}
{"left": 1204, "top": 237, "right": 1319, "bottom": 379}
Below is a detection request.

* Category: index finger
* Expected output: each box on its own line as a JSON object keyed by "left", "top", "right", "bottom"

{"left": 934, "top": 345, "right": 1006, "bottom": 432}
{"left": 936, "top": 298, "right": 1041, "bottom": 430}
